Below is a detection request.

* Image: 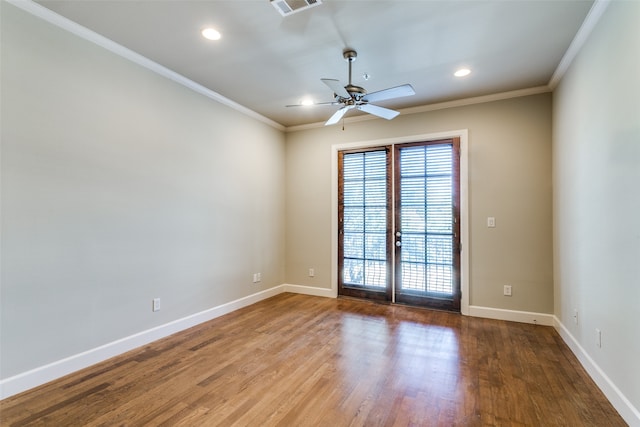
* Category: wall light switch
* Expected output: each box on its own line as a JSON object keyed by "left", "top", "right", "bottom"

{"left": 487, "top": 217, "right": 496, "bottom": 228}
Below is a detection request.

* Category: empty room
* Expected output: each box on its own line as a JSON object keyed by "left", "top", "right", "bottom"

{"left": 1, "top": 0, "right": 638, "bottom": 425}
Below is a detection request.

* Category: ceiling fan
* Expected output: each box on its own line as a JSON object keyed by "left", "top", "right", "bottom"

{"left": 289, "top": 49, "right": 416, "bottom": 126}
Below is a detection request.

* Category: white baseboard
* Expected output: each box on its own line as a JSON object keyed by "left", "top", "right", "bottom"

{"left": 283, "top": 283, "right": 336, "bottom": 298}
{"left": 554, "top": 317, "right": 640, "bottom": 427}
{"left": 0, "top": 284, "right": 337, "bottom": 400}
{"left": 468, "top": 305, "right": 555, "bottom": 326}
{"left": 8, "top": 287, "right": 636, "bottom": 427}
{"left": 0, "top": 285, "right": 289, "bottom": 400}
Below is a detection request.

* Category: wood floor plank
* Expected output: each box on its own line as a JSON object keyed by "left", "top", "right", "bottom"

{"left": 0, "top": 293, "right": 627, "bottom": 426}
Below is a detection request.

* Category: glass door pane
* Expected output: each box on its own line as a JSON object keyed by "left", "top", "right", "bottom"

{"left": 394, "top": 140, "right": 461, "bottom": 311}
{"left": 338, "top": 147, "right": 392, "bottom": 302}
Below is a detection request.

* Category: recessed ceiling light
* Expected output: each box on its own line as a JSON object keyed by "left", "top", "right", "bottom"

{"left": 301, "top": 98, "right": 314, "bottom": 106}
{"left": 201, "top": 28, "right": 221, "bottom": 41}
{"left": 454, "top": 68, "right": 471, "bottom": 77}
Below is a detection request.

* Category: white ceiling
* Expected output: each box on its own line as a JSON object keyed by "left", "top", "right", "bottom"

{"left": 35, "top": 0, "right": 595, "bottom": 128}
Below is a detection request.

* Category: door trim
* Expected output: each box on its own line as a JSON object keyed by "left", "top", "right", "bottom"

{"left": 331, "top": 130, "right": 469, "bottom": 315}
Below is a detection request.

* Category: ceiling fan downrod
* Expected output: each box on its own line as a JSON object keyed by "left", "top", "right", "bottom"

{"left": 343, "top": 49, "right": 356, "bottom": 85}
{"left": 343, "top": 49, "right": 366, "bottom": 99}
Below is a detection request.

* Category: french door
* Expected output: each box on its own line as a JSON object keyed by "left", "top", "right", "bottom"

{"left": 338, "top": 138, "right": 461, "bottom": 311}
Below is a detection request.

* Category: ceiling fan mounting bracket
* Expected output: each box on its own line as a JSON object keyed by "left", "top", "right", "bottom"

{"left": 343, "top": 49, "right": 357, "bottom": 62}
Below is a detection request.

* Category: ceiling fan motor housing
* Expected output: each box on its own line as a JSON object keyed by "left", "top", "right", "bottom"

{"left": 344, "top": 85, "right": 367, "bottom": 101}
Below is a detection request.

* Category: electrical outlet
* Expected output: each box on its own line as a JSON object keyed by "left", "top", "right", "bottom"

{"left": 152, "top": 298, "right": 161, "bottom": 312}
{"left": 253, "top": 273, "right": 262, "bottom": 283}
{"left": 573, "top": 309, "right": 578, "bottom": 325}
{"left": 503, "top": 285, "right": 512, "bottom": 296}
{"left": 487, "top": 217, "right": 496, "bottom": 228}
{"left": 595, "top": 328, "right": 602, "bottom": 348}
{"left": 308, "top": 268, "right": 315, "bottom": 277}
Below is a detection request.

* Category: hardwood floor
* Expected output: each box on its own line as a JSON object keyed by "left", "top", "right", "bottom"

{"left": 1, "top": 293, "right": 626, "bottom": 426}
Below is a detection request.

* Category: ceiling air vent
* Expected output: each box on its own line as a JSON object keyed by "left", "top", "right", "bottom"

{"left": 270, "top": 0, "right": 322, "bottom": 17}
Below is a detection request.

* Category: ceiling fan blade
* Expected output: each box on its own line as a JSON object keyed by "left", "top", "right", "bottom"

{"left": 362, "top": 84, "right": 415, "bottom": 103}
{"left": 285, "top": 101, "right": 339, "bottom": 107}
{"left": 325, "top": 105, "right": 354, "bottom": 126}
{"left": 321, "top": 78, "right": 350, "bottom": 99}
{"left": 357, "top": 103, "right": 400, "bottom": 120}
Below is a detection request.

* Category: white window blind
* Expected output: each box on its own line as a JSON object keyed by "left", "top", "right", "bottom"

{"left": 342, "top": 150, "right": 388, "bottom": 288}
{"left": 399, "top": 144, "right": 454, "bottom": 295}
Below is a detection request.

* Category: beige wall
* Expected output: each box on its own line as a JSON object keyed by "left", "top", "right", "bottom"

{"left": 1, "top": 3, "right": 286, "bottom": 379}
{"left": 3, "top": 0, "right": 637, "bottom": 418}
{"left": 285, "top": 93, "right": 553, "bottom": 313}
{"left": 553, "top": 0, "right": 640, "bottom": 419}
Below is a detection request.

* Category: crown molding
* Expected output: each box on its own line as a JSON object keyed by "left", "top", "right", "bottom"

{"left": 5, "top": 0, "right": 286, "bottom": 131}
{"left": 285, "top": 86, "right": 551, "bottom": 133}
{"left": 548, "top": 0, "right": 611, "bottom": 89}
{"left": 8, "top": 0, "right": 608, "bottom": 133}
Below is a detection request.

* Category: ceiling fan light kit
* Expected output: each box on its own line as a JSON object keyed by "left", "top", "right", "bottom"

{"left": 289, "top": 48, "right": 415, "bottom": 126}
